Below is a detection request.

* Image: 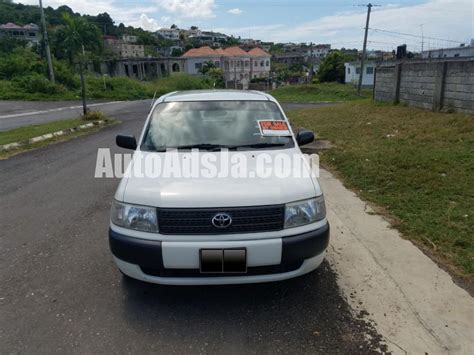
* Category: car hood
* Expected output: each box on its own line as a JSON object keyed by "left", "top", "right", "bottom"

{"left": 116, "top": 149, "right": 321, "bottom": 208}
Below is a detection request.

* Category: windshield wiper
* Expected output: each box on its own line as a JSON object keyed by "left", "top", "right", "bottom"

{"left": 145, "top": 142, "right": 288, "bottom": 152}
{"left": 227, "top": 143, "right": 287, "bottom": 150}
{"left": 172, "top": 144, "right": 229, "bottom": 151}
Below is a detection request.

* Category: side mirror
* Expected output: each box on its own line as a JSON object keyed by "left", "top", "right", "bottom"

{"left": 296, "top": 129, "right": 314, "bottom": 146}
{"left": 116, "top": 135, "right": 137, "bottom": 150}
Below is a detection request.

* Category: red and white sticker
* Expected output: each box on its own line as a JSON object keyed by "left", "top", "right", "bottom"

{"left": 258, "top": 120, "right": 291, "bottom": 136}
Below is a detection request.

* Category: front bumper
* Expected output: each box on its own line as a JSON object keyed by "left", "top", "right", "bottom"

{"left": 109, "top": 223, "right": 329, "bottom": 285}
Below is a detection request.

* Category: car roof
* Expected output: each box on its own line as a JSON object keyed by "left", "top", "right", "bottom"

{"left": 159, "top": 90, "right": 274, "bottom": 102}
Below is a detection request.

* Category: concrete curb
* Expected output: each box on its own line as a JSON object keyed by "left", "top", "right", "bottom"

{"left": 0, "top": 120, "right": 106, "bottom": 152}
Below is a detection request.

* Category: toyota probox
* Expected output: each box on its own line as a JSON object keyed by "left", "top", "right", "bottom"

{"left": 109, "top": 90, "right": 329, "bottom": 285}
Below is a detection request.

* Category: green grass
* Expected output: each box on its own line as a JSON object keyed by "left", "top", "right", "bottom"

{"left": 0, "top": 74, "right": 212, "bottom": 101}
{"left": 270, "top": 82, "right": 371, "bottom": 103}
{"left": 289, "top": 101, "right": 474, "bottom": 277}
{"left": 0, "top": 118, "right": 87, "bottom": 145}
{"left": 0, "top": 116, "right": 117, "bottom": 158}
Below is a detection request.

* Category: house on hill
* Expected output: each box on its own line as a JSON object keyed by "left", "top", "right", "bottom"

{"left": 0, "top": 22, "right": 40, "bottom": 44}
{"left": 181, "top": 46, "right": 271, "bottom": 89}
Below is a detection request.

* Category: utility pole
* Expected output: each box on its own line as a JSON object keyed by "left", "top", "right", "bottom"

{"left": 308, "top": 42, "right": 314, "bottom": 83}
{"left": 39, "top": 0, "right": 55, "bottom": 84}
{"left": 420, "top": 24, "right": 425, "bottom": 53}
{"left": 79, "top": 45, "right": 87, "bottom": 115}
{"left": 357, "top": 3, "right": 377, "bottom": 95}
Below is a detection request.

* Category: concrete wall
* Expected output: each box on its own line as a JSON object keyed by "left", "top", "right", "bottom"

{"left": 374, "top": 59, "right": 474, "bottom": 114}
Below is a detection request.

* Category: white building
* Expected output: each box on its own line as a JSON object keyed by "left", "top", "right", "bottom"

{"left": 157, "top": 28, "right": 180, "bottom": 41}
{"left": 181, "top": 46, "right": 271, "bottom": 89}
{"left": 307, "top": 44, "right": 331, "bottom": 58}
{"left": 183, "top": 28, "right": 201, "bottom": 38}
{"left": 188, "top": 31, "right": 229, "bottom": 46}
{"left": 344, "top": 61, "right": 376, "bottom": 87}
{"left": 422, "top": 41, "right": 474, "bottom": 59}
{"left": 0, "top": 23, "right": 40, "bottom": 44}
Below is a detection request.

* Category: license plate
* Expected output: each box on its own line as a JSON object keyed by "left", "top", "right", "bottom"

{"left": 200, "top": 248, "right": 247, "bottom": 273}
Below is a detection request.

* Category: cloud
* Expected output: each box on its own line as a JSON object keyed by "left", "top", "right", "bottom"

{"left": 217, "top": 0, "right": 472, "bottom": 51}
{"left": 19, "top": 0, "right": 158, "bottom": 27}
{"left": 156, "top": 0, "right": 216, "bottom": 19}
{"left": 20, "top": 0, "right": 116, "bottom": 16}
{"left": 137, "top": 14, "right": 161, "bottom": 32}
{"left": 227, "top": 8, "right": 242, "bottom": 15}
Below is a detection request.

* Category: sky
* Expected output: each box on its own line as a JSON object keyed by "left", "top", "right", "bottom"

{"left": 19, "top": 0, "right": 473, "bottom": 52}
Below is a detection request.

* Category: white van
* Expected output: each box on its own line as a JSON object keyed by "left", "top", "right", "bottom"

{"left": 109, "top": 90, "right": 329, "bottom": 285}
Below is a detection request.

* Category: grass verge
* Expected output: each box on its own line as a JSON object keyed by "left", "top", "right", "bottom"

{"left": 0, "top": 74, "right": 212, "bottom": 101}
{"left": 0, "top": 116, "right": 117, "bottom": 158}
{"left": 0, "top": 118, "right": 87, "bottom": 145}
{"left": 270, "top": 82, "right": 372, "bottom": 103}
{"left": 288, "top": 100, "right": 474, "bottom": 278}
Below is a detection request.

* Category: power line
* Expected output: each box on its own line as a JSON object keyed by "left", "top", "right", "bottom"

{"left": 369, "top": 28, "right": 463, "bottom": 44}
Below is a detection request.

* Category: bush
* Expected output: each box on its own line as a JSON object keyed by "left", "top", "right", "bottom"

{"left": 54, "top": 61, "right": 80, "bottom": 89}
{"left": 0, "top": 69, "right": 212, "bottom": 100}
{"left": 82, "top": 111, "right": 106, "bottom": 121}
{"left": 13, "top": 73, "right": 65, "bottom": 95}
{"left": 156, "top": 74, "right": 212, "bottom": 92}
{"left": 0, "top": 47, "right": 43, "bottom": 80}
{"left": 85, "top": 76, "right": 156, "bottom": 100}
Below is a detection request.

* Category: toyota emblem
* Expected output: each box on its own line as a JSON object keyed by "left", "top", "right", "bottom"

{"left": 211, "top": 213, "right": 232, "bottom": 228}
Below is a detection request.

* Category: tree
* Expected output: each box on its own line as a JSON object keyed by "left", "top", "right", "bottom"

{"left": 199, "top": 61, "right": 224, "bottom": 87}
{"left": 54, "top": 13, "right": 102, "bottom": 61}
{"left": 95, "top": 12, "right": 116, "bottom": 35}
{"left": 0, "top": 36, "right": 28, "bottom": 56}
{"left": 171, "top": 48, "right": 183, "bottom": 57}
{"left": 199, "top": 60, "right": 216, "bottom": 75}
{"left": 56, "top": 13, "right": 102, "bottom": 114}
{"left": 206, "top": 67, "right": 225, "bottom": 88}
{"left": 317, "top": 51, "right": 355, "bottom": 83}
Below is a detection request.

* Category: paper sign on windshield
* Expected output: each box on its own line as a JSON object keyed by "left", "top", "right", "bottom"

{"left": 258, "top": 120, "right": 291, "bottom": 136}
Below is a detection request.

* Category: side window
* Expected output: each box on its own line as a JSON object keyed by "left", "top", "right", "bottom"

{"left": 366, "top": 67, "right": 374, "bottom": 74}
{"left": 266, "top": 60, "right": 269, "bottom": 66}
{"left": 347, "top": 67, "right": 351, "bottom": 74}
{"left": 195, "top": 62, "right": 202, "bottom": 70}
{"left": 355, "top": 67, "right": 361, "bottom": 74}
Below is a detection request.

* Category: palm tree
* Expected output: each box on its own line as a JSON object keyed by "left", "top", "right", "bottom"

{"left": 57, "top": 13, "right": 102, "bottom": 115}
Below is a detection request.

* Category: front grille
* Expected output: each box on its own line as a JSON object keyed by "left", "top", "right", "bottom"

{"left": 158, "top": 205, "right": 285, "bottom": 235}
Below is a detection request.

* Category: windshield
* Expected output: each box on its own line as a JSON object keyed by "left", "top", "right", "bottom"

{"left": 141, "top": 101, "right": 294, "bottom": 151}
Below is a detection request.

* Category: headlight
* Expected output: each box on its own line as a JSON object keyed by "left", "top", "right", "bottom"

{"left": 284, "top": 196, "right": 326, "bottom": 228}
{"left": 111, "top": 200, "right": 158, "bottom": 232}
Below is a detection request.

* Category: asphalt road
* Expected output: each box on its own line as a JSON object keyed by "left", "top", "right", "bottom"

{"left": 0, "top": 100, "right": 332, "bottom": 131}
{"left": 0, "top": 100, "right": 384, "bottom": 354}
{"left": 0, "top": 100, "right": 151, "bottom": 131}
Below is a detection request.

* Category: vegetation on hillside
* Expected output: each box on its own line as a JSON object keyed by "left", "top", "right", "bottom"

{"left": 289, "top": 101, "right": 474, "bottom": 277}
{"left": 0, "top": 1, "right": 227, "bottom": 101}
{"left": 0, "top": 1, "right": 165, "bottom": 50}
{"left": 0, "top": 40, "right": 212, "bottom": 100}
